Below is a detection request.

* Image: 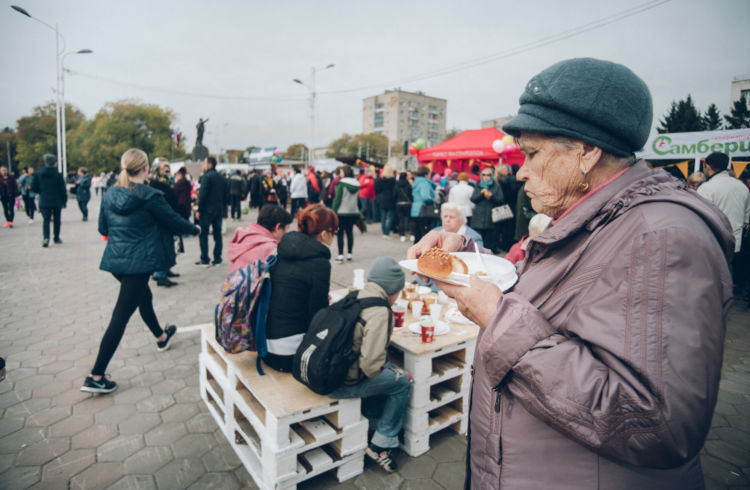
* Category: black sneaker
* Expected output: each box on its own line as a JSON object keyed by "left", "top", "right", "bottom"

{"left": 156, "top": 277, "right": 177, "bottom": 287}
{"left": 53, "top": 238, "right": 62, "bottom": 244}
{"left": 365, "top": 444, "right": 397, "bottom": 473}
{"left": 195, "top": 260, "right": 210, "bottom": 267}
{"left": 80, "top": 375, "right": 118, "bottom": 394}
{"left": 211, "top": 259, "right": 222, "bottom": 266}
{"left": 42, "top": 238, "right": 49, "bottom": 248}
{"left": 157, "top": 325, "right": 177, "bottom": 352}
{"left": 166, "top": 270, "right": 180, "bottom": 278}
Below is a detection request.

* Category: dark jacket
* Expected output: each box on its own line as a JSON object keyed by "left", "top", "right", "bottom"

{"left": 99, "top": 184, "right": 199, "bottom": 275}
{"left": 228, "top": 174, "right": 246, "bottom": 197}
{"left": 266, "top": 231, "right": 331, "bottom": 351}
{"left": 32, "top": 166, "right": 67, "bottom": 208}
{"left": 173, "top": 178, "right": 192, "bottom": 219}
{"left": 149, "top": 179, "right": 179, "bottom": 214}
{"left": 374, "top": 176, "right": 396, "bottom": 210}
{"left": 469, "top": 182, "right": 504, "bottom": 230}
{"left": 198, "top": 168, "right": 227, "bottom": 218}
{"left": 76, "top": 174, "right": 92, "bottom": 203}
{"left": 0, "top": 174, "right": 19, "bottom": 200}
{"left": 465, "top": 161, "right": 734, "bottom": 489}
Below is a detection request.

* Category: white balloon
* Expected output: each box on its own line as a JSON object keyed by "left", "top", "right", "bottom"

{"left": 492, "top": 139, "right": 505, "bottom": 153}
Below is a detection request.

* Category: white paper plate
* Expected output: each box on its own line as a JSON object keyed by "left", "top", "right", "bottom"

{"left": 444, "top": 307, "right": 473, "bottom": 324}
{"left": 399, "top": 252, "right": 518, "bottom": 291}
{"left": 407, "top": 321, "right": 450, "bottom": 336}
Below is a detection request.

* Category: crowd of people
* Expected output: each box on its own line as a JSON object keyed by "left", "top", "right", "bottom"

{"left": 3, "top": 55, "right": 750, "bottom": 487}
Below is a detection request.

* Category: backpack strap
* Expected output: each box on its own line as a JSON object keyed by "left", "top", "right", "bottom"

{"left": 254, "top": 253, "right": 278, "bottom": 375}
{"left": 357, "top": 297, "right": 390, "bottom": 310}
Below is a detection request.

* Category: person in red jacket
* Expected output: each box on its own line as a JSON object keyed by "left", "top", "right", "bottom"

{"left": 358, "top": 167, "right": 376, "bottom": 223}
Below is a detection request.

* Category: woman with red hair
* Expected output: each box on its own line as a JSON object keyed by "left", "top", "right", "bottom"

{"left": 264, "top": 203, "right": 339, "bottom": 372}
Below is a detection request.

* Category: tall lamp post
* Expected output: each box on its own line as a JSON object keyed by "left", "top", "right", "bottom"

{"left": 11, "top": 5, "right": 92, "bottom": 179}
{"left": 293, "top": 64, "right": 334, "bottom": 166}
{"left": 61, "top": 49, "right": 93, "bottom": 177}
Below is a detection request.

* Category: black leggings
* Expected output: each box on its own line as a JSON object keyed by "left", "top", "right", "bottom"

{"left": 1, "top": 197, "right": 14, "bottom": 223}
{"left": 23, "top": 196, "right": 36, "bottom": 219}
{"left": 92, "top": 273, "right": 164, "bottom": 375}
{"left": 337, "top": 215, "right": 357, "bottom": 255}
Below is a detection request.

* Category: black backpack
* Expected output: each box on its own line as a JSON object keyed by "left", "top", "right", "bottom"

{"left": 293, "top": 291, "right": 389, "bottom": 395}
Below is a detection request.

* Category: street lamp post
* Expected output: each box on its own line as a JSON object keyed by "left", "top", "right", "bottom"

{"left": 293, "top": 64, "right": 334, "bottom": 166}
{"left": 61, "top": 49, "right": 93, "bottom": 177}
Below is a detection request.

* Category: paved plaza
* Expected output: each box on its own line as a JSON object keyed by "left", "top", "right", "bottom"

{"left": 0, "top": 196, "right": 748, "bottom": 489}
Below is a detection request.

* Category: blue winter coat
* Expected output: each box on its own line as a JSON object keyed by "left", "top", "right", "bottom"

{"left": 76, "top": 174, "right": 92, "bottom": 203}
{"left": 99, "top": 184, "right": 199, "bottom": 275}
{"left": 410, "top": 176, "right": 436, "bottom": 217}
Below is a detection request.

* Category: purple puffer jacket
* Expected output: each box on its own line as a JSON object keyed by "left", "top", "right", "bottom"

{"left": 465, "top": 161, "right": 734, "bottom": 489}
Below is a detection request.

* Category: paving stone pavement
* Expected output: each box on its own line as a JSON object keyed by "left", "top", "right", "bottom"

{"left": 0, "top": 196, "right": 748, "bottom": 489}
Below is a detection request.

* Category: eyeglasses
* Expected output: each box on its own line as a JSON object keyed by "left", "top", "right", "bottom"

{"left": 481, "top": 173, "right": 492, "bottom": 177}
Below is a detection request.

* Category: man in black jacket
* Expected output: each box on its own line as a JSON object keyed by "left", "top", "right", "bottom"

{"left": 196, "top": 157, "right": 227, "bottom": 266}
{"left": 32, "top": 154, "right": 67, "bottom": 247}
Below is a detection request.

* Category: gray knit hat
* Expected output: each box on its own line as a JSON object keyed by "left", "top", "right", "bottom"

{"left": 502, "top": 58, "right": 653, "bottom": 157}
{"left": 43, "top": 154, "right": 57, "bottom": 166}
{"left": 367, "top": 257, "right": 405, "bottom": 295}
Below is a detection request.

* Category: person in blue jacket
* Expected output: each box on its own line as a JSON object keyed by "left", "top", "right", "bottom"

{"left": 409, "top": 166, "right": 436, "bottom": 242}
{"left": 81, "top": 148, "right": 200, "bottom": 394}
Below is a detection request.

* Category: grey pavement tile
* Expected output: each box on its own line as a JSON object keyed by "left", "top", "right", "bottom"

{"left": 187, "top": 471, "right": 242, "bottom": 490}
{"left": 0, "top": 465, "right": 42, "bottom": 489}
{"left": 16, "top": 438, "right": 70, "bottom": 467}
{"left": 173, "top": 386, "right": 202, "bottom": 403}
{"left": 400, "top": 478, "right": 447, "bottom": 490}
{"left": 41, "top": 448, "right": 95, "bottom": 482}
{"left": 54, "top": 366, "right": 90, "bottom": 383}
{"left": 0, "top": 453, "right": 14, "bottom": 473}
{"left": 701, "top": 454, "right": 749, "bottom": 486}
{"left": 97, "top": 435, "right": 145, "bottom": 462}
{"left": 160, "top": 401, "right": 200, "bottom": 423}
{"left": 136, "top": 394, "right": 176, "bottom": 413}
{"left": 164, "top": 365, "right": 197, "bottom": 381}
{"left": 397, "top": 453, "right": 438, "bottom": 480}
{"left": 47, "top": 415, "right": 93, "bottom": 438}
{"left": 186, "top": 413, "right": 219, "bottom": 433}
{"left": 21, "top": 357, "right": 57, "bottom": 370}
{"left": 50, "top": 388, "right": 90, "bottom": 409}
{"left": 0, "top": 388, "right": 32, "bottom": 410}
{"left": 432, "top": 461, "right": 465, "bottom": 490}
{"left": 112, "top": 387, "right": 152, "bottom": 405}
{"left": 34, "top": 380, "right": 75, "bottom": 399}
{"left": 154, "top": 458, "right": 204, "bottom": 489}
{"left": 4, "top": 398, "right": 52, "bottom": 419}
{"left": 2, "top": 367, "right": 39, "bottom": 382}
{"left": 0, "top": 417, "right": 25, "bottom": 438}
{"left": 124, "top": 446, "right": 174, "bottom": 475}
{"left": 108, "top": 474, "right": 157, "bottom": 490}
{"left": 37, "top": 361, "right": 75, "bottom": 376}
{"left": 110, "top": 365, "right": 144, "bottom": 381}
{"left": 119, "top": 412, "right": 162, "bottom": 437}
{"left": 0, "top": 427, "right": 47, "bottom": 454}
{"left": 130, "top": 371, "right": 166, "bottom": 388}
{"left": 172, "top": 433, "right": 218, "bottom": 459}
{"left": 353, "top": 466, "right": 404, "bottom": 489}
{"left": 145, "top": 422, "right": 188, "bottom": 446}
{"left": 703, "top": 440, "right": 750, "bottom": 468}
{"left": 69, "top": 461, "right": 124, "bottom": 489}
{"left": 421, "top": 431, "right": 466, "bottom": 463}
{"left": 94, "top": 404, "right": 137, "bottom": 425}
{"left": 71, "top": 424, "right": 118, "bottom": 449}
{"left": 150, "top": 379, "right": 186, "bottom": 396}
{"left": 73, "top": 393, "right": 114, "bottom": 416}
{"left": 199, "top": 443, "right": 240, "bottom": 472}
{"left": 233, "top": 466, "right": 259, "bottom": 489}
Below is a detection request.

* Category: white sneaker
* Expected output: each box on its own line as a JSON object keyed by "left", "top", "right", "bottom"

{"left": 28, "top": 218, "right": 34, "bottom": 224}
{"left": 346, "top": 254, "right": 353, "bottom": 262}
{"left": 400, "top": 236, "right": 406, "bottom": 242}
{"left": 409, "top": 235, "right": 415, "bottom": 242}
{"left": 335, "top": 255, "right": 344, "bottom": 263}
{"left": 381, "top": 235, "right": 391, "bottom": 240}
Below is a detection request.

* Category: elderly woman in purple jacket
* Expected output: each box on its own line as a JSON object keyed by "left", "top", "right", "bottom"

{"left": 409, "top": 58, "right": 733, "bottom": 489}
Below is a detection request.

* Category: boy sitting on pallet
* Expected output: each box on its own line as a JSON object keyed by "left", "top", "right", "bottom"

{"left": 329, "top": 257, "right": 412, "bottom": 473}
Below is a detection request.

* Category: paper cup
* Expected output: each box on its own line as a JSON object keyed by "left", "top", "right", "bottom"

{"left": 411, "top": 301, "right": 424, "bottom": 319}
{"left": 429, "top": 303, "right": 443, "bottom": 323}
{"left": 392, "top": 304, "right": 406, "bottom": 328}
{"left": 420, "top": 317, "right": 435, "bottom": 343}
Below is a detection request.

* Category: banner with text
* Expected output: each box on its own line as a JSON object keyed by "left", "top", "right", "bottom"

{"left": 637, "top": 128, "right": 750, "bottom": 160}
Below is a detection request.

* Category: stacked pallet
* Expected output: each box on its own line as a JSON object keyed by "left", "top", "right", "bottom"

{"left": 199, "top": 326, "right": 367, "bottom": 490}
{"left": 388, "top": 323, "right": 478, "bottom": 457}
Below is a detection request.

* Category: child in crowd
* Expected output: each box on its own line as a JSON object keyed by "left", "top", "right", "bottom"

{"left": 329, "top": 257, "right": 412, "bottom": 473}
{"left": 504, "top": 213, "right": 553, "bottom": 264}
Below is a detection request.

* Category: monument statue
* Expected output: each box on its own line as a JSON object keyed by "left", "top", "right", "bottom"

{"left": 192, "top": 117, "right": 210, "bottom": 161}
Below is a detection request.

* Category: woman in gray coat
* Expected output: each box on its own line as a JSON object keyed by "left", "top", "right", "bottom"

{"left": 409, "top": 58, "right": 734, "bottom": 489}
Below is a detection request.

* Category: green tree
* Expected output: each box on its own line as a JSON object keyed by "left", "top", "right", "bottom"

{"left": 15, "top": 102, "right": 85, "bottom": 170}
{"left": 656, "top": 95, "right": 704, "bottom": 133}
{"left": 0, "top": 127, "right": 18, "bottom": 172}
{"left": 444, "top": 127, "right": 462, "bottom": 140}
{"left": 725, "top": 95, "right": 750, "bottom": 129}
{"left": 326, "top": 132, "right": 388, "bottom": 163}
{"left": 78, "top": 100, "right": 180, "bottom": 174}
{"left": 702, "top": 104, "right": 723, "bottom": 130}
{"left": 283, "top": 143, "right": 309, "bottom": 161}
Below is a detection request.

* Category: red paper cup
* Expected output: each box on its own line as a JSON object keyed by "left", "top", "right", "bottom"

{"left": 392, "top": 305, "right": 405, "bottom": 328}
{"left": 420, "top": 317, "right": 435, "bottom": 343}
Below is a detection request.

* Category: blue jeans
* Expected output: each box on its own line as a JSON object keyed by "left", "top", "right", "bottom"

{"left": 380, "top": 207, "right": 395, "bottom": 236}
{"left": 329, "top": 362, "right": 412, "bottom": 448}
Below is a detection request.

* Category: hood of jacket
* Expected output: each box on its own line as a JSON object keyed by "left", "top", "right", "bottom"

{"left": 530, "top": 160, "right": 735, "bottom": 263}
{"left": 106, "top": 184, "right": 163, "bottom": 216}
{"left": 227, "top": 223, "right": 278, "bottom": 264}
{"left": 338, "top": 177, "right": 360, "bottom": 191}
{"left": 277, "top": 230, "right": 331, "bottom": 261}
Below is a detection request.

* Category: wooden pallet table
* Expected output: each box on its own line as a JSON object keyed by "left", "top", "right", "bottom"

{"left": 199, "top": 325, "right": 367, "bottom": 490}
{"left": 388, "top": 307, "right": 479, "bottom": 457}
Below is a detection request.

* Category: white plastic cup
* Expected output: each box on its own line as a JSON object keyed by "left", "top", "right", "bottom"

{"left": 429, "top": 303, "right": 443, "bottom": 323}
{"left": 411, "top": 300, "right": 424, "bottom": 319}
{"left": 353, "top": 268, "right": 365, "bottom": 289}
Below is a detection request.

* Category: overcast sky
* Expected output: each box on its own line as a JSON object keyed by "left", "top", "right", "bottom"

{"left": 2, "top": 0, "right": 748, "bottom": 155}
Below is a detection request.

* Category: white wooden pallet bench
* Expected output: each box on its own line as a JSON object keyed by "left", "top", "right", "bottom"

{"left": 388, "top": 321, "right": 479, "bottom": 457}
{"left": 199, "top": 325, "right": 367, "bottom": 490}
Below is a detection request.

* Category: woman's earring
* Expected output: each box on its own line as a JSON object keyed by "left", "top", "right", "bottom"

{"left": 579, "top": 171, "right": 590, "bottom": 193}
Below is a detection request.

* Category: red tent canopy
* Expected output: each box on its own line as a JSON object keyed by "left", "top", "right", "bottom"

{"left": 417, "top": 128, "right": 524, "bottom": 177}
